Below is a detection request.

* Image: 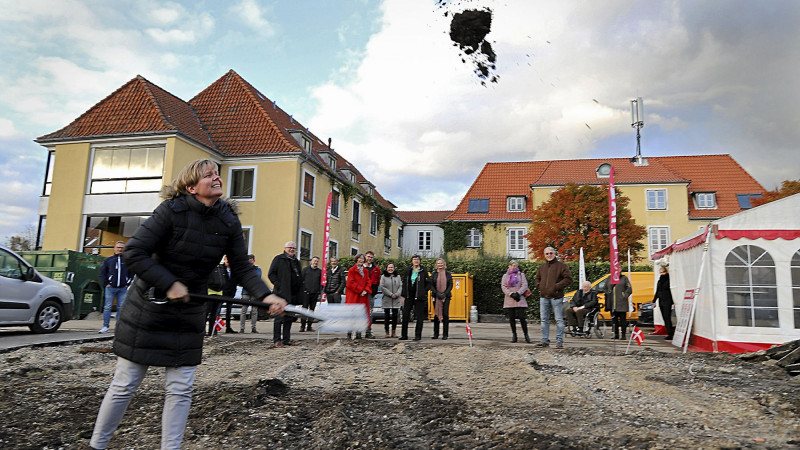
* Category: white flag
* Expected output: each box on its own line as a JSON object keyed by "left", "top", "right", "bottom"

{"left": 578, "top": 247, "right": 586, "bottom": 286}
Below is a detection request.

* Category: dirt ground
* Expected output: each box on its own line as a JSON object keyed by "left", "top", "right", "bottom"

{"left": 2, "top": 337, "right": 800, "bottom": 449}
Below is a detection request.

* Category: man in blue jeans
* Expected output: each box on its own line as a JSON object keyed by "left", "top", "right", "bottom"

{"left": 99, "top": 241, "right": 132, "bottom": 333}
{"left": 534, "top": 247, "right": 573, "bottom": 348}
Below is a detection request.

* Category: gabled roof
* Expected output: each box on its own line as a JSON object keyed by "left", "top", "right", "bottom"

{"left": 397, "top": 210, "right": 454, "bottom": 224}
{"left": 36, "top": 75, "right": 214, "bottom": 149}
{"left": 447, "top": 155, "right": 765, "bottom": 221}
{"left": 447, "top": 161, "right": 549, "bottom": 221}
{"left": 189, "top": 70, "right": 314, "bottom": 155}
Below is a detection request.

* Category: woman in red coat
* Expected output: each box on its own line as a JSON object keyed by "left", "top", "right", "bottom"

{"left": 345, "top": 253, "right": 372, "bottom": 339}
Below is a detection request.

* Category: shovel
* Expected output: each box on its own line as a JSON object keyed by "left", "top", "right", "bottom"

{"left": 187, "top": 293, "right": 369, "bottom": 333}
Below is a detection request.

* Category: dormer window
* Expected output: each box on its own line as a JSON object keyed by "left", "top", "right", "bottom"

{"left": 302, "top": 137, "right": 311, "bottom": 151}
{"left": 694, "top": 192, "right": 717, "bottom": 209}
{"left": 468, "top": 198, "right": 489, "bottom": 213}
{"left": 507, "top": 196, "right": 526, "bottom": 212}
{"left": 328, "top": 155, "right": 336, "bottom": 170}
{"left": 360, "top": 182, "right": 374, "bottom": 195}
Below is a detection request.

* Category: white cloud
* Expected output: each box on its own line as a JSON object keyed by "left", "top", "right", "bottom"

{"left": 231, "top": 0, "right": 275, "bottom": 37}
{"left": 0, "top": 118, "right": 20, "bottom": 138}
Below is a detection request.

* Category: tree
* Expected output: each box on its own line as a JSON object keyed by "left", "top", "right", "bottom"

{"left": 751, "top": 178, "right": 800, "bottom": 208}
{"left": 526, "top": 183, "right": 646, "bottom": 262}
{"left": 4, "top": 225, "right": 37, "bottom": 251}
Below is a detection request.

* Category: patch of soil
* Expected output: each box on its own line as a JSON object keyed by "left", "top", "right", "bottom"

{"left": 2, "top": 339, "right": 800, "bottom": 449}
{"left": 443, "top": 6, "right": 498, "bottom": 85}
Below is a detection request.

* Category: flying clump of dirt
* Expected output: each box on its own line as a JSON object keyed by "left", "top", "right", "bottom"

{"left": 448, "top": 8, "right": 498, "bottom": 85}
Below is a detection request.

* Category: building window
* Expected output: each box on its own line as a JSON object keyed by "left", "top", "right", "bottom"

{"left": 328, "top": 155, "right": 336, "bottom": 170}
{"left": 507, "top": 228, "right": 526, "bottom": 258}
{"left": 328, "top": 240, "right": 338, "bottom": 259}
{"left": 792, "top": 250, "right": 800, "bottom": 329}
{"left": 241, "top": 226, "right": 252, "bottom": 253}
{"left": 468, "top": 198, "right": 489, "bottom": 213}
{"left": 43, "top": 150, "right": 55, "bottom": 196}
{"left": 418, "top": 231, "right": 431, "bottom": 251}
{"left": 369, "top": 211, "right": 378, "bottom": 236}
{"left": 351, "top": 200, "right": 360, "bottom": 239}
{"left": 90, "top": 146, "right": 165, "bottom": 194}
{"left": 398, "top": 228, "right": 403, "bottom": 248}
{"left": 229, "top": 168, "right": 255, "bottom": 199}
{"left": 507, "top": 196, "right": 525, "bottom": 212}
{"left": 303, "top": 172, "right": 315, "bottom": 206}
{"left": 466, "top": 228, "right": 482, "bottom": 248}
{"left": 83, "top": 215, "right": 148, "bottom": 254}
{"left": 384, "top": 237, "right": 392, "bottom": 254}
{"left": 330, "top": 190, "right": 340, "bottom": 218}
{"left": 299, "top": 230, "right": 312, "bottom": 260}
{"left": 648, "top": 227, "right": 670, "bottom": 257}
{"left": 725, "top": 245, "right": 778, "bottom": 327}
{"left": 695, "top": 192, "right": 716, "bottom": 209}
{"left": 302, "top": 137, "right": 311, "bottom": 151}
{"left": 646, "top": 189, "right": 667, "bottom": 210}
{"left": 350, "top": 247, "right": 359, "bottom": 256}
{"left": 737, "top": 193, "right": 763, "bottom": 209}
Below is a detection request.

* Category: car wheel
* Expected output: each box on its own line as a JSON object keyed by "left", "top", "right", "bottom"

{"left": 29, "top": 300, "right": 63, "bottom": 334}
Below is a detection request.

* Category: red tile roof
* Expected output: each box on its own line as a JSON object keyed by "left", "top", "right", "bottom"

{"left": 447, "top": 155, "right": 765, "bottom": 221}
{"left": 37, "top": 76, "right": 214, "bottom": 148}
{"left": 397, "top": 210, "right": 454, "bottom": 224}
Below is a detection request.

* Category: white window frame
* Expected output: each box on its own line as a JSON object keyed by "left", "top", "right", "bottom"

{"left": 466, "top": 228, "right": 482, "bottom": 248}
{"left": 418, "top": 230, "right": 432, "bottom": 251}
{"left": 329, "top": 188, "right": 340, "bottom": 220}
{"left": 328, "top": 238, "right": 339, "bottom": 259}
{"left": 646, "top": 189, "right": 668, "bottom": 211}
{"left": 507, "top": 196, "right": 526, "bottom": 212}
{"left": 725, "top": 245, "right": 778, "bottom": 328}
{"left": 227, "top": 165, "right": 257, "bottom": 201}
{"left": 507, "top": 227, "right": 527, "bottom": 259}
{"left": 695, "top": 192, "right": 717, "bottom": 209}
{"left": 369, "top": 211, "right": 378, "bottom": 236}
{"left": 647, "top": 226, "right": 670, "bottom": 257}
{"left": 350, "top": 246, "right": 359, "bottom": 256}
{"left": 302, "top": 170, "right": 316, "bottom": 207}
{"left": 241, "top": 225, "right": 253, "bottom": 253}
{"left": 398, "top": 227, "right": 403, "bottom": 248}
{"left": 351, "top": 198, "right": 361, "bottom": 242}
{"left": 298, "top": 228, "right": 313, "bottom": 261}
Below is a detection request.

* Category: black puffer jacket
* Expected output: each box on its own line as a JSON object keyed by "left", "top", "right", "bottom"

{"left": 402, "top": 267, "right": 431, "bottom": 302}
{"left": 268, "top": 252, "right": 302, "bottom": 305}
{"left": 114, "top": 188, "right": 270, "bottom": 367}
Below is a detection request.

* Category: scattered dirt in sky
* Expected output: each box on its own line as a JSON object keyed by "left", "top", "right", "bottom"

{"left": 438, "top": 1, "right": 499, "bottom": 85}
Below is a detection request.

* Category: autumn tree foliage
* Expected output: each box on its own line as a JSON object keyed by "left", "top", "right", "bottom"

{"left": 751, "top": 178, "right": 800, "bottom": 208}
{"left": 527, "top": 183, "right": 646, "bottom": 262}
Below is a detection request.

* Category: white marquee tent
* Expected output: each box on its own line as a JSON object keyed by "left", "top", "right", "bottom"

{"left": 651, "top": 193, "right": 800, "bottom": 353}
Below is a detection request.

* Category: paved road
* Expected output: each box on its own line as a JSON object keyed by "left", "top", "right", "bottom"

{"left": 1, "top": 313, "right": 682, "bottom": 354}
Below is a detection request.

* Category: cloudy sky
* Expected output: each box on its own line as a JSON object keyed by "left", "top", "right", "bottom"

{"left": 1, "top": 0, "right": 798, "bottom": 241}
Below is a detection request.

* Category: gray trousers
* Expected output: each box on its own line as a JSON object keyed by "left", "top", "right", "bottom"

{"left": 240, "top": 294, "right": 258, "bottom": 331}
{"left": 90, "top": 357, "right": 196, "bottom": 450}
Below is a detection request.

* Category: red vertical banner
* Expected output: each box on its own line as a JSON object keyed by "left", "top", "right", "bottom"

{"left": 320, "top": 191, "right": 332, "bottom": 301}
{"left": 608, "top": 166, "right": 621, "bottom": 284}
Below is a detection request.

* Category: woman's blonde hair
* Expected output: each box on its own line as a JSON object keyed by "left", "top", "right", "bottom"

{"left": 172, "top": 159, "right": 218, "bottom": 195}
{"left": 436, "top": 258, "right": 447, "bottom": 269}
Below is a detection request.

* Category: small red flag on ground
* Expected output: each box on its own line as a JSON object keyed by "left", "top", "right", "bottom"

{"left": 466, "top": 323, "right": 472, "bottom": 339}
{"left": 214, "top": 316, "right": 225, "bottom": 332}
{"left": 631, "top": 326, "right": 645, "bottom": 345}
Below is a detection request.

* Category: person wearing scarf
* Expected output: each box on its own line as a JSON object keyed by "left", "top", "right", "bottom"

{"left": 399, "top": 255, "right": 431, "bottom": 341}
{"left": 502, "top": 260, "right": 531, "bottom": 343}
{"left": 430, "top": 258, "right": 453, "bottom": 340}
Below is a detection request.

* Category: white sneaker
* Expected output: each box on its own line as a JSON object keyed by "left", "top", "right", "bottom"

{"left": 98, "top": 327, "right": 109, "bottom": 333}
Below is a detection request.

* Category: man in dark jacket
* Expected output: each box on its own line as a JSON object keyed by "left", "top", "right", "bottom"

{"left": 605, "top": 273, "right": 633, "bottom": 339}
{"left": 566, "top": 281, "right": 599, "bottom": 333}
{"left": 300, "top": 256, "right": 322, "bottom": 332}
{"left": 534, "top": 247, "right": 573, "bottom": 348}
{"left": 98, "top": 241, "right": 132, "bottom": 333}
{"left": 324, "top": 257, "right": 345, "bottom": 303}
{"left": 268, "top": 241, "right": 302, "bottom": 347}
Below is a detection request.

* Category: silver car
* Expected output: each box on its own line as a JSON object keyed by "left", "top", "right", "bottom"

{"left": 0, "top": 244, "right": 74, "bottom": 333}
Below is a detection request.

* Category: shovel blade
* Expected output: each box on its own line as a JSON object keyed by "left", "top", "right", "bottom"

{"left": 313, "top": 303, "right": 369, "bottom": 332}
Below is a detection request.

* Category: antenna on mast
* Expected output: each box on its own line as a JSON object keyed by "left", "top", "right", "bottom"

{"left": 630, "top": 97, "right": 647, "bottom": 166}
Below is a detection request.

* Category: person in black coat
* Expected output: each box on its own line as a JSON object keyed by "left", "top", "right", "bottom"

{"left": 324, "top": 257, "right": 345, "bottom": 303}
{"left": 90, "top": 159, "right": 286, "bottom": 450}
{"left": 653, "top": 266, "right": 675, "bottom": 340}
{"left": 300, "top": 256, "right": 322, "bottom": 332}
{"left": 566, "top": 281, "right": 599, "bottom": 333}
{"left": 399, "top": 255, "right": 431, "bottom": 341}
{"left": 268, "top": 241, "right": 303, "bottom": 347}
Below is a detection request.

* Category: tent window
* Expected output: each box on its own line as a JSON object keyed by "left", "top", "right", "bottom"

{"left": 725, "top": 245, "right": 778, "bottom": 327}
{"left": 792, "top": 250, "right": 800, "bottom": 329}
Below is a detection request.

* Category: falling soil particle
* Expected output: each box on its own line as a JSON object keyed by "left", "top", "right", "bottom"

{"left": 448, "top": 8, "right": 498, "bottom": 85}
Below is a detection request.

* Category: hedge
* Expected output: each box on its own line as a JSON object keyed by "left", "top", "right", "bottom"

{"left": 334, "top": 256, "right": 651, "bottom": 320}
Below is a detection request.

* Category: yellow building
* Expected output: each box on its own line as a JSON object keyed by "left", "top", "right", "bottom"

{"left": 35, "top": 71, "right": 402, "bottom": 264}
{"left": 444, "top": 156, "right": 766, "bottom": 261}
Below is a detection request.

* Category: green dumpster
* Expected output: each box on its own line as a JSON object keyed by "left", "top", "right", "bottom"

{"left": 19, "top": 250, "right": 106, "bottom": 319}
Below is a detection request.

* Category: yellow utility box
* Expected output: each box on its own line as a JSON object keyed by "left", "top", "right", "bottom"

{"left": 427, "top": 273, "right": 474, "bottom": 321}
